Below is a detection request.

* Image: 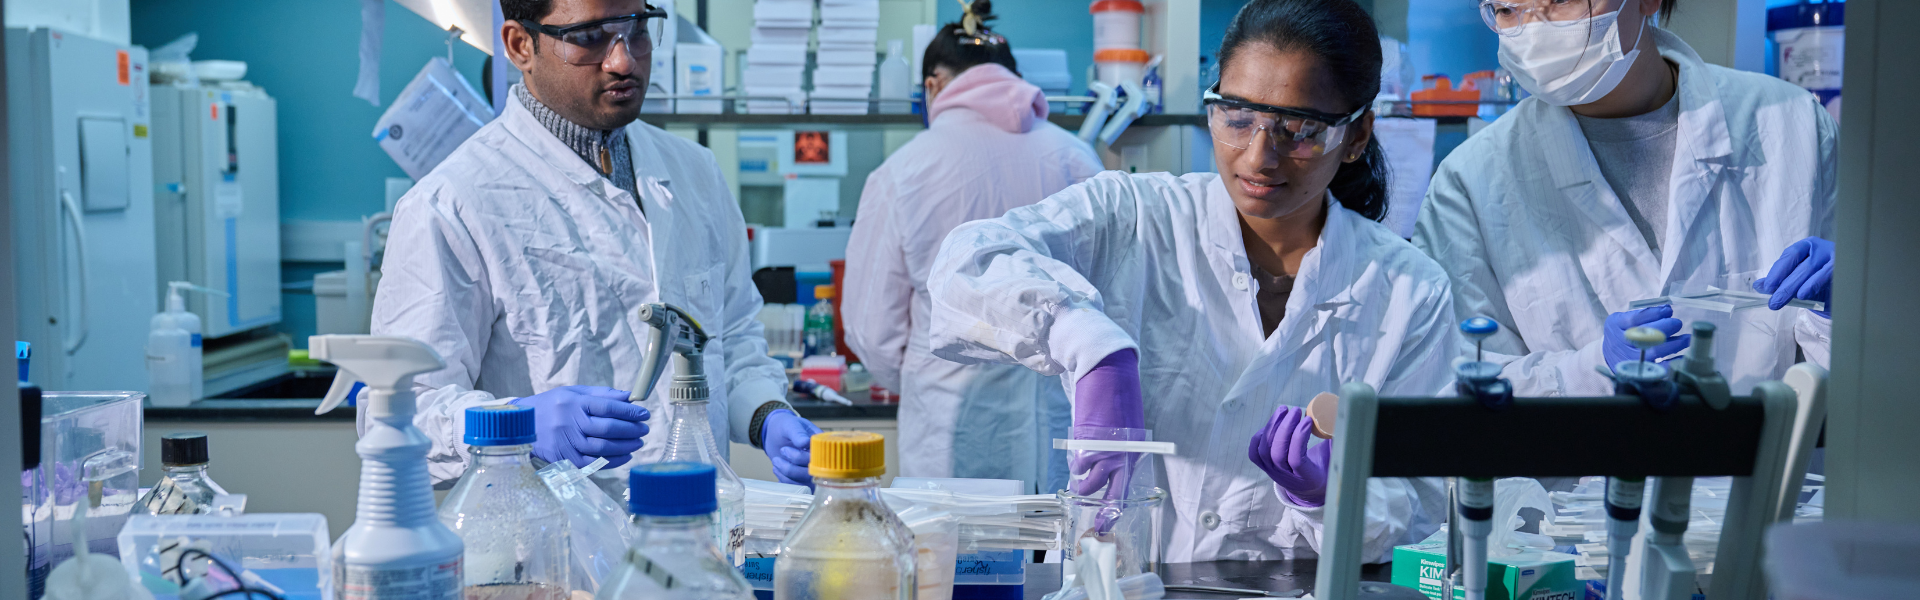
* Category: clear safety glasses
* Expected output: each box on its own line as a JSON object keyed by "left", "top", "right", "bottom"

{"left": 1479, "top": 0, "right": 1598, "bottom": 36}
{"left": 1203, "top": 86, "right": 1367, "bottom": 159}
{"left": 518, "top": 7, "right": 669, "bottom": 66}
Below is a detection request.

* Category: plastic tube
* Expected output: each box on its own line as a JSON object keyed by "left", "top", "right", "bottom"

{"left": 1459, "top": 478, "right": 1495, "bottom": 600}
{"left": 1604, "top": 477, "right": 1646, "bottom": 600}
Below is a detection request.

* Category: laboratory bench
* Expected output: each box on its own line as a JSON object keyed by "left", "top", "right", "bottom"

{"left": 1016, "top": 561, "right": 1408, "bottom": 600}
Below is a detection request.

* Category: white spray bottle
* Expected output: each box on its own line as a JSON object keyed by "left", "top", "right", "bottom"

{"left": 311, "top": 335, "right": 464, "bottom": 600}
{"left": 148, "top": 282, "right": 226, "bottom": 405}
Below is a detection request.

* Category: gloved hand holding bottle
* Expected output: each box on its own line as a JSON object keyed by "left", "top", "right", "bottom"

{"left": 761, "top": 409, "right": 823, "bottom": 487}
{"left": 1603, "top": 305, "right": 1690, "bottom": 370}
{"left": 510, "top": 385, "right": 649, "bottom": 469}
{"left": 1754, "top": 237, "right": 1834, "bottom": 318}
{"left": 1069, "top": 349, "right": 1146, "bottom": 501}
{"left": 1249, "top": 406, "right": 1330, "bottom": 507}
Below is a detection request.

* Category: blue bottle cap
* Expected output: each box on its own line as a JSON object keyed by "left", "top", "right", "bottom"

{"left": 463, "top": 405, "right": 537, "bottom": 446}
{"left": 1460, "top": 317, "right": 1498, "bottom": 338}
{"left": 629, "top": 462, "right": 718, "bottom": 516}
{"left": 16, "top": 341, "right": 28, "bottom": 383}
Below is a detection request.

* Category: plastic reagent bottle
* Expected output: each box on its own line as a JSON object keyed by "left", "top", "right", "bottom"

{"left": 803, "top": 285, "right": 836, "bottom": 358}
{"left": 598, "top": 463, "right": 755, "bottom": 599}
{"left": 774, "top": 432, "right": 916, "bottom": 600}
{"left": 135, "top": 433, "right": 228, "bottom": 515}
{"left": 438, "top": 405, "right": 571, "bottom": 600}
{"left": 310, "top": 335, "right": 465, "bottom": 600}
{"left": 878, "top": 40, "right": 913, "bottom": 114}
{"left": 147, "top": 282, "right": 219, "bottom": 406}
{"left": 664, "top": 393, "right": 749, "bottom": 567}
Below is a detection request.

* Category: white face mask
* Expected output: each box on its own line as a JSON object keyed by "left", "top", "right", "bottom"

{"left": 1497, "top": 7, "right": 1648, "bottom": 107}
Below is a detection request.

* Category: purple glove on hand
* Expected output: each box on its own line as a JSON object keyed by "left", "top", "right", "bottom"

{"left": 1603, "top": 305, "right": 1691, "bottom": 370}
{"left": 1754, "top": 237, "right": 1834, "bottom": 318}
{"left": 1068, "top": 349, "right": 1145, "bottom": 500}
{"left": 511, "top": 386, "right": 650, "bottom": 469}
{"left": 761, "top": 409, "right": 823, "bottom": 488}
{"left": 1249, "top": 406, "right": 1331, "bottom": 507}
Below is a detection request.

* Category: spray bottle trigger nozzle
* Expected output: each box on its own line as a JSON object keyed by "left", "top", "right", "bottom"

{"left": 317, "top": 370, "right": 361, "bottom": 414}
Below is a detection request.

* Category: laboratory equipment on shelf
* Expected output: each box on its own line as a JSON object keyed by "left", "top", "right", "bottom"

{"left": 147, "top": 283, "right": 226, "bottom": 407}
{"left": 149, "top": 78, "right": 284, "bottom": 352}
{"left": 135, "top": 433, "right": 229, "bottom": 515}
{"left": 8, "top": 27, "right": 158, "bottom": 392}
{"left": 1767, "top": 0, "right": 1844, "bottom": 120}
{"left": 627, "top": 303, "right": 749, "bottom": 567}
{"left": 310, "top": 335, "right": 464, "bottom": 600}
{"left": 118, "top": 512, "right": 331, "bottom": 599}
{"left": 775, "top": 432, "right": 917, "bottom": 600}
{"left": 438, "top": 405, "right": 571, "bottom": 600}
{"left": 599, "top": 463, "right": 756, "bottom": 600}
{"left": 1314, "top": 317, "right": 1820, "bottom": 600}
{"left": 804, "top": 286, "right": 837, "bottom": 358}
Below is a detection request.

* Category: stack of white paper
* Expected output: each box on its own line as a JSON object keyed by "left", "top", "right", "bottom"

{"left": 810, "top": 0, "right": 879, "bottom": 114}
{"left": 745, "top": 0, "right": 812, "bottom": 114}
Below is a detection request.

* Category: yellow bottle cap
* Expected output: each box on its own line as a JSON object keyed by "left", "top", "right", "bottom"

{"left": 809, "top": 431, "right": 885, "bottom": 479}
{"left": 814, "top": 285, "right": 835, "bottom": 300}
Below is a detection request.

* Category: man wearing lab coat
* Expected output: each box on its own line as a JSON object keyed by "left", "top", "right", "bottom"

{"left": 372, "top": 0, "right": 820, "bottom": 488}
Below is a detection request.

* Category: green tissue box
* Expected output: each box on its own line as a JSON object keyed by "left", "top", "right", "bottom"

{"left": 1390, "top": 541, "right": 1579, "bottom": 600}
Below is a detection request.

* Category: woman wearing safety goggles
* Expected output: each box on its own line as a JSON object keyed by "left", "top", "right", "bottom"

{"left": 1414, "top": 0, "right": 1837, "bottom": 399}
{"left": 923, "top": 0, "right": 1451, "bottom": 564}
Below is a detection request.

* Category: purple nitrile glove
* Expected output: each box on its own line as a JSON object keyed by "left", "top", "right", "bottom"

{"left": 1754, "top": 237, "right": 1834, "bottom": 318}
{"left": 1248, "top": 406, "right": 1332, "bottom": 507}
{"left": 1603, "top": 305, "right": 1692, "bottom": 370}
{"left": 1068, "top": 349, "right": 1145, "bottom": 500}
{"left": 761, "top": 409, "right": 823, "bottom": 488}
{"left": 510, "top": 386, "right": 649, "bottom": 469}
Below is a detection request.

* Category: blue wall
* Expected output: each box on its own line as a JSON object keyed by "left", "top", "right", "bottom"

{"left": 939, "top": 1, "right": 1094, "bottom": 93}
{"left": 131, "top": 0, "right": 490, "bottom": 222}
{"left": 1407, "top": 1, "right": 1498, "bottom": 81}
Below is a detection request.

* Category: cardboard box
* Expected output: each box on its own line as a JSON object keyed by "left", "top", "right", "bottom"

{"left": 1391, "top": 541, "right": 1580, "bottom": 600}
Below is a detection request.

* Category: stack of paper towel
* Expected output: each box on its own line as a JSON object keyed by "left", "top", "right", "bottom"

{"left": 744, "top": 0, "right": 811, "bottom": 114}
{"left": 809, "top": 0, "right": 879, "bottom": 114}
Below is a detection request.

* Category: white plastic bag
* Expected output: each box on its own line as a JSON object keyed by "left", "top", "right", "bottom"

{"left": 1421, "top": 477, "right": 1556, "bottom": 555}
{"left": 537, "top": 458, "right": 638, "bottom": 594}
{"left": 900, "top": 507, "right": 960, "bottom": 600}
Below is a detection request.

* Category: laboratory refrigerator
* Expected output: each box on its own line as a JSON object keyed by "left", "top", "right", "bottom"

{"left": 7, "top": 27, "right": 158, "bottom": 392}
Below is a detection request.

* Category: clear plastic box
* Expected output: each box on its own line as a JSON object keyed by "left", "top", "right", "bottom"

{"left": 28, "top": 391, "right": 145, "bottom": 579}
{"left": 118, "top": 513, "right": 333, "bottom": 600}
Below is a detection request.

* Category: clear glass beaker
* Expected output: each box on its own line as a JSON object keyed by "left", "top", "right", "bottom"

{"left": 1059, "top": 489, "right": 1164, "bottom": 579}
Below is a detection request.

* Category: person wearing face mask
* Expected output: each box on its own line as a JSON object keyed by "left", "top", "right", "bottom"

{"left": 371, "top": 0, "right": 823, "bottom": 491}
{"left": 841, "top": 0, "right": 1102, "bottom": 496}
{"left": 924, "top": 0, "right": 1449, "bottom": 563}
{"left": 1415, "top": 0, "right": 1837, "bottom": 397}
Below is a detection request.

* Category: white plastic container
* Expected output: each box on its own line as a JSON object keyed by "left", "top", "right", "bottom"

{"left": 1094, "top": 49, "right": 1150, "bottom": 87}
{"left": 1091, "top": 0, "right": 1144, "bottom": 51}
{"left": 148, "top": 282, "right": 219, "bottom": 406}
{"left": 879, "top": 40, "right": 914, "bottom": 114}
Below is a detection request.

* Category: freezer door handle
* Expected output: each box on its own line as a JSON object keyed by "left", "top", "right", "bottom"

{"left": 59, "top": 189, "right": 90, "bottom": 354}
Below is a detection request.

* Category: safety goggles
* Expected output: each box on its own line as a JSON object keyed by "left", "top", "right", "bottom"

{"left": 1203, "top": 85, "right": 1367, "bottom": 159}
{"left": 1479, "top": 0, "right": 1599, "bottom": 36}
{"left": 518, "top": 7, "right": 669, "bottom": 66}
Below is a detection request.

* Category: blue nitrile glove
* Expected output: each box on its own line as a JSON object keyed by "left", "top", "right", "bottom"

{"left": 762, "top": 409, "right": 823, "bottom": 488}
{"left": 1249, "top": 406, "right": 1331, "bottom": 507}
{"left": 1754, "top": 237, "right": 1834, "bottom": 318}
{"left": 1604, "top": 305, "right": 1691, "bottom": 370}
{"left": 510, "top": 386, "right": 649, "bottom": 469}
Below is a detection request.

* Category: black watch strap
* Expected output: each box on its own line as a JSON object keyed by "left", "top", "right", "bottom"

{"left": 748, "top": 400, "right": 794, "bottom": 449}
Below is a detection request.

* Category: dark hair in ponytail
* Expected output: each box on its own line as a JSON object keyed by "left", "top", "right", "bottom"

{"left": 922, "top": 0, "right": 1018, "bottom": 79}
{"left": 1217, "top": 0, "right": 1389, "bottom": 222}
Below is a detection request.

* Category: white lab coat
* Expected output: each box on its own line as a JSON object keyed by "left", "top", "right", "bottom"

{"left": 1415, "top": 27, "right": 1836, "bottom": 397}
{"left": 371, "top": 97, "right": 788, "bottom": 486}
{"left": 928, "top": 171, "right": 1452, "bottom": 563}
{"left": 843, "top": 64, "right": 1103, "bottom": 494}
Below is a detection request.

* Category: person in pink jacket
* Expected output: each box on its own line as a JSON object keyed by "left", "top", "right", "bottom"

{"left": 841, "top": 0, "right": 1103, "bottom": 494}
